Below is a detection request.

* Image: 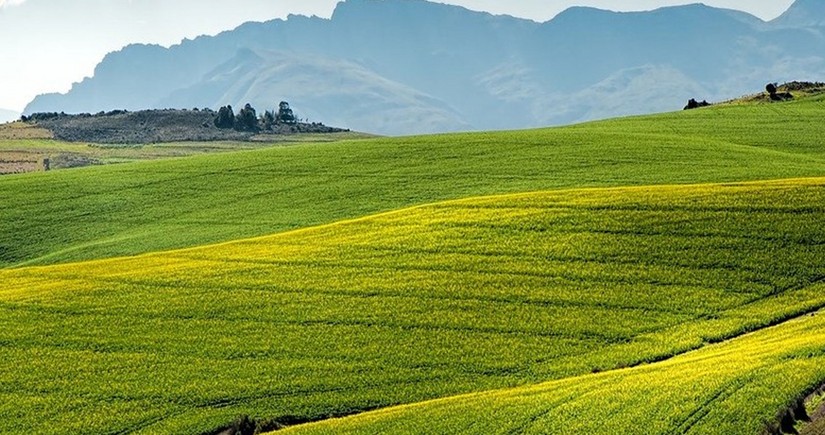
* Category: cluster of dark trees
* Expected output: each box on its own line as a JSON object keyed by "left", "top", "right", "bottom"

{"left": 214, "top": 101, "right": 298, "bottom": 131}
{"left": 766, "top": 83, "right": 794, "bottom": 101}
{"left": 683, "top": 98, "right": 711, "bottom": 110}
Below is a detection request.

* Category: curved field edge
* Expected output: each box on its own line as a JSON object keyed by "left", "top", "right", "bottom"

{"left": 3, "top": 178, "right": 825, "bottom": 433}
{"left": 280, "top": 306, "right": 825, "bottom": 435}
{"left": 2, "top": 96, "right": 825, "bottom": 268}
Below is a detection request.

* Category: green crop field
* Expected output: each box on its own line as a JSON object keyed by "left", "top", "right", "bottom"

{"left": 2, "top": 95, "right": 825, "bottom": 434}
{"left": 3, "top": 178, "right": 825, "bottom": 433}
{"left": 2, "top": 95, "right": 825, "bottom": 269}
{"left": 283, "top": 299, "right": 825, "bottom": 435}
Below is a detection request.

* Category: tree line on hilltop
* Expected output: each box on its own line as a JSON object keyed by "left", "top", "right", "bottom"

{"left": 19, "top": 102, "right": 348, "bottom": 145}
{"left": 214, "top": 101, "right": 299, "bottom": 132}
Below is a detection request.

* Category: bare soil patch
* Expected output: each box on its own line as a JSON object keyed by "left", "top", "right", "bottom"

{"left": 801, "top": 391, "right": 825, "bottom": 435}
{"left": 0, "top": 152, "right": 42, "bottom": 174}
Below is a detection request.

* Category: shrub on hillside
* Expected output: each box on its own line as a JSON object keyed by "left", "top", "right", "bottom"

{"left": 261, "top": 110, "right": 276, "bottom": 130}
{"left": 277, "top": 101, "right": 297, "bottom": 124}
{"left": 214, "top": 105, "right": 235, "bottom": 129}
{"left": 235, "top": 103, "right": 258, "bottom": 132}
{"left": 766, "top": 82, "right": 793, "bottom": 101}
{"left": 683, "top": 98, "right": 710, "bottom": 110}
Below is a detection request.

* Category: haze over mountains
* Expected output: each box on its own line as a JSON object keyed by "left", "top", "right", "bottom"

{"left": 0, "top": 109, "right": 20, "bottom": 124}
{"left": 24, "top": 0, "right": 825, "bottom": 135}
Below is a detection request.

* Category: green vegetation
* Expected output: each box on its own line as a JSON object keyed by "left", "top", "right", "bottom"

{"left": 282, "top": 303, "right": 825, "bottom": 435}
{"left": 723, "top": 81, "right": 825, "bottom": 106}
{"left": 3, "top": 94, "right": 825, "bottom": 433}
{"left": 584, "top": 93, "right": 825, "bottom": 156}
{"left": 215, "top": 101, "right": 299, "bottom": 131}
{"left": 2, "top": 179, "right": 825, "bottom": 433}
{"left": 24, "top": 106, "right": 349, "bottom": 144}
{"left": 3, "top": 96, "right": 825, "bottom": 268}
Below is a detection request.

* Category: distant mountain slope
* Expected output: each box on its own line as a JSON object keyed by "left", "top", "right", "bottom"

{"left": 159, "top": 49, "right": 472, "bottom": 135}
{"left": 773, "top": 0, "right": 825, "bottom": 28}
{"left": 24, "top": 0, "right": 825, "bottom": 135}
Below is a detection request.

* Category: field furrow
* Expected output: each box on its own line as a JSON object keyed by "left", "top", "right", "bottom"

{"left": 3, "top": 96, "right": 825, "bottom": 268}
{"left": 3, "top": 178, "right": 825, "bottom": 433}
{"left": 280, "top": 304, "right": 825, "bottom": 435}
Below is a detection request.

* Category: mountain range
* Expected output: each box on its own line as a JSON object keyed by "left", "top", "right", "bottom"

{"left": 24, "top": 0, "right": 825, "bottom": 135}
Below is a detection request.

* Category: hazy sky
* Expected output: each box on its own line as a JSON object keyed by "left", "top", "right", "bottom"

{"left": 0, "top": 0, "right": 796, "bottom": 112}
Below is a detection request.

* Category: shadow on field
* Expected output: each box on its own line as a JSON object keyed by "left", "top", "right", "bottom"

{"left": 766, "top": 381, "right": 825, "bottom": 435}
{"left": 204, "top": 406, "right": 383, "bottom": 435}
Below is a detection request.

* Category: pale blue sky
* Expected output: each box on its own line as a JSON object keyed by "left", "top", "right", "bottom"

{"left": 0, "top": 0, "right": 796, "bottom": 112}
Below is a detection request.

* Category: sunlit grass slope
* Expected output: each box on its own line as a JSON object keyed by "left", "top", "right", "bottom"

{"left": 2, "top": 97, "right": 825, "bottom": 267}
{"left": 3, "top": 178, "right": 825, "bottom": 433}
{"left": 577, "top": 94, "right": 825, "bottom": 156}
{"left": 283, "top": 304, "right": 825, "bottom": 435}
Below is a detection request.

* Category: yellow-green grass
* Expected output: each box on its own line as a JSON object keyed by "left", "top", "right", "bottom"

{"left": 578, "top": 93, "right": 825, "bottom": 157}
{"left": 282, "top": 304, "right": 825, "bottom": 435}
{"left": 2, "top": 178, "right": 825, "bottom": 433}
{"left": 721, "top": 83, "right": 825, "bottom": 108}
{"left": 3, "top": 95, "right": 825, "bottom": 268}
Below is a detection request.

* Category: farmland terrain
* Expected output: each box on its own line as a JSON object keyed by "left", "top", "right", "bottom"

{"left": 3, "top": 179, "right": 825, "bottom": 433}
{"left": 0, "top": 120, "right": 367, "bottom": 175}
{"left": 282, "top": 299, "right": 825, "bottom": 435}
{"left": 2, "top": 94, "right": 825, "bottom": 268}
{"left": 1, "top": 94, "right": 825, "bottom": 433}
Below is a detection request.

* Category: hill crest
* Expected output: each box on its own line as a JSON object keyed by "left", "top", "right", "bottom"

{"left": 22, "top": 105, "right": 349, "bottom": 144}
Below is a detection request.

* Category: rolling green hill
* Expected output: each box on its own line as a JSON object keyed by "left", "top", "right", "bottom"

{"left": 282, "top": 298, "right": 825, "bottom": 435}
{"left": 2, "top": 179, "right": 825, "bottom": 433}
{"left": 2, "top": 95, "right": 825, "bottom": 269}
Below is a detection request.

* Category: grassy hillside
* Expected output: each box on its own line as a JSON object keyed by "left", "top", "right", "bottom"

{"left": 282, "top": 300, "right": 825, "bottom": 435}
{"left": 3, "top": 179, "right": 825, "bottom": 433}
{"left": 2, "top": 96, "right": 825, "bottom": 268}
{"left": 583, "top": 93, "right": 825, "bottom": 156}
{"left": 0, "top": 120, "right": 369, "bottom": 174}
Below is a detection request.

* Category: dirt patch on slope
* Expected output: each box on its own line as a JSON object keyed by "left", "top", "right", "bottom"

{"left": 801, "top": 391, "right": 825, "bottom": 435}
{"left": 0, "top": 121, "right": 53, "bottom": 140}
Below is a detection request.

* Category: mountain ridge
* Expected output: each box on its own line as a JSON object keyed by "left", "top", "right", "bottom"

{"left": 24, "top": 0, "right": 825, "bottom": 135}
{"left": 773, "top": 0, "right": 825, "bottom": 28}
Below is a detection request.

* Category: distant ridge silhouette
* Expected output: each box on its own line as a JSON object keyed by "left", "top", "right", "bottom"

{"left": 25, "top": 0, "right": 825, "bottom": 135}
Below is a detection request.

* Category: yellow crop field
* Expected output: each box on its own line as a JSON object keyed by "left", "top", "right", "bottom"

{"left": 2, "top": 178, "right": 825, "bottom": 433}
{"left": 283, "top": 301, "right": 825, "bottom": 434}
